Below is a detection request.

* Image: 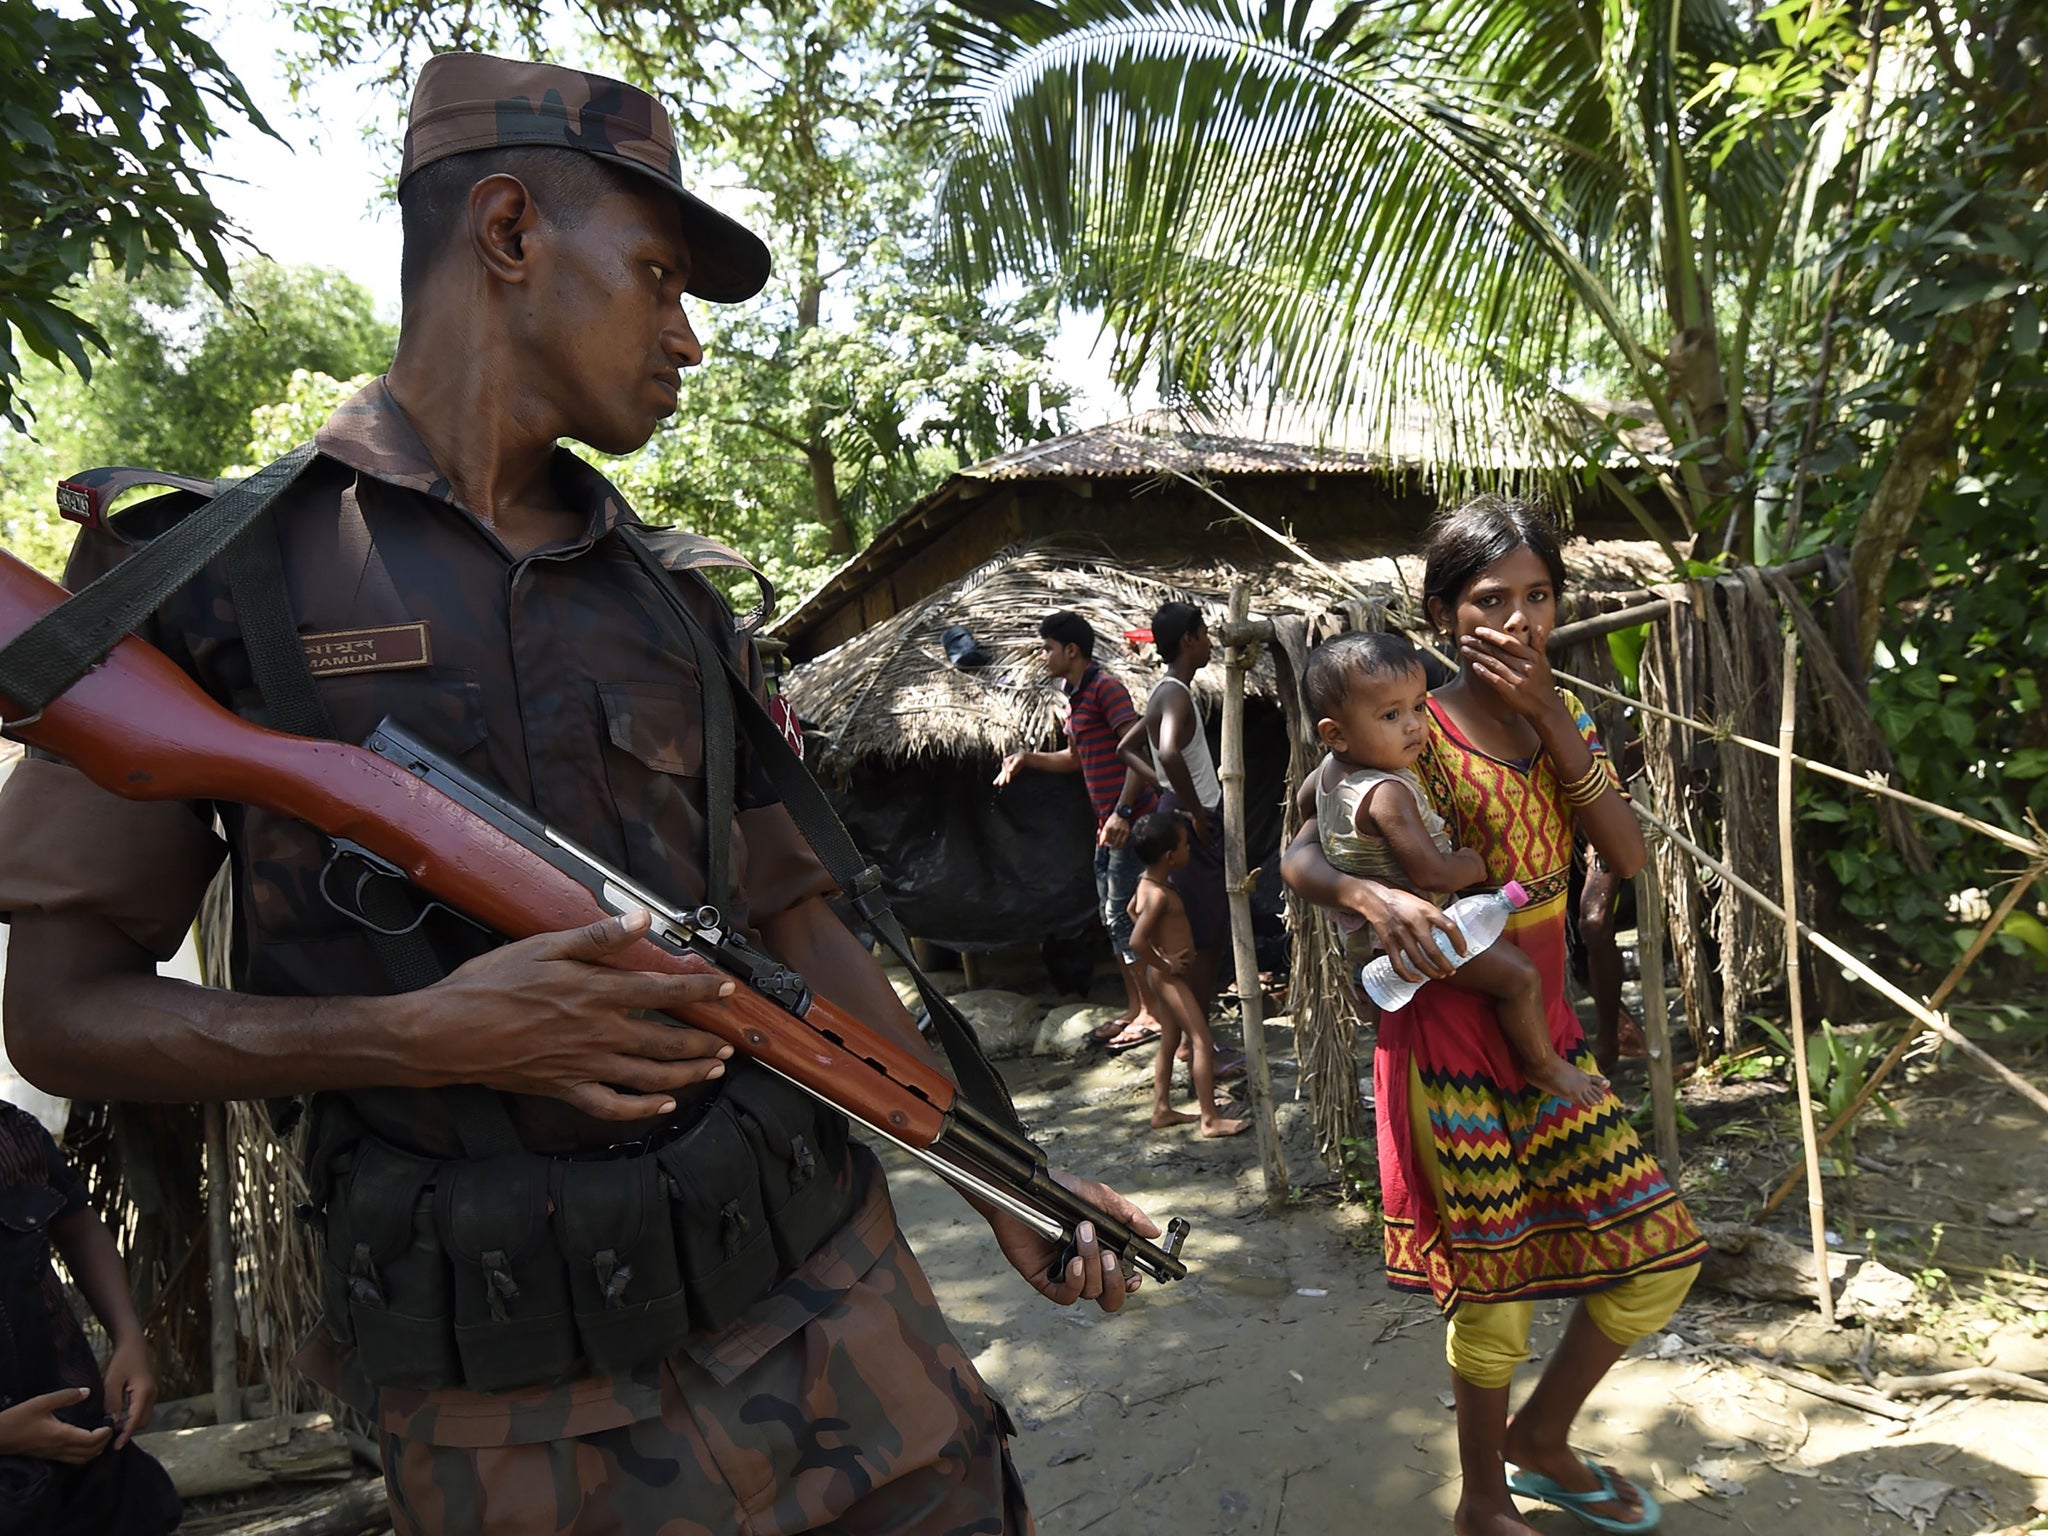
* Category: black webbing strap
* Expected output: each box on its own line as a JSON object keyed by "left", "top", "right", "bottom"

{"left": 223, "top": 502, "right": 523, "bottom": 1161}
{"left": 616, "top": 529, "right": 1028, "bottom": 1140}
{"left": 0, "top": 444, "right": 318, "bottom": 716}
{"left": 681, "top": 589, "right": 736, "bottom": 914}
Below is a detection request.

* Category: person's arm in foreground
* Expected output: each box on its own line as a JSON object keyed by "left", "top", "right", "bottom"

{"left": 1280, "top": 818, "right": 1465, "bottom": 982}
{"left": 0, "top": 1388, "right": 111, "bottom": 1464}
{"left": 758, "top": 894, "right": 1155, "bottom": 1310}
{"left": 1457, "top": 627, "right": 1646, "bottom": 876}
{"left": 6, "top": 908, "right": 736, "bottom": 1123}
{"left": 50, "top": 1206, "right": 154, "bottom": 1447}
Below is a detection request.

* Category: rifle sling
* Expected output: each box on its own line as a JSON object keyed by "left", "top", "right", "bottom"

{"left": 0, "top": 444, "right": 318, "bottom": 718}
{"left": 615, "top": 529, "right": 1028, "bottom": 1143}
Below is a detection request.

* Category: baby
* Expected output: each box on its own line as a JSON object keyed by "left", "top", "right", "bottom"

{"left": 1125, "top": 813, "right": 1249, "bottom": 1138}
{"left": 1300, "top": 631, "right": 1606, "bottom": 1108}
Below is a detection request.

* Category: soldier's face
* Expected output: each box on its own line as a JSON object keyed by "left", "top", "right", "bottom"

{"left": 529, "top": 184, "right": 704, "bottom": 455}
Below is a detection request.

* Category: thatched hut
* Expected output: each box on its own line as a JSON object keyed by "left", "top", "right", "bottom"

{"left": 776, "top": 412, "right": 1674, "bottom": 964}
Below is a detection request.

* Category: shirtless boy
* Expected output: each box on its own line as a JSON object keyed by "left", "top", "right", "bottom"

{"left": 1126, "top": 813, "right": 1249, "bottom": 1139}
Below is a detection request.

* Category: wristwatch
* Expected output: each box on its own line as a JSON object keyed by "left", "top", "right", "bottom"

{"left": 1111, "top": 804, "right": 1136, "bottom": 820}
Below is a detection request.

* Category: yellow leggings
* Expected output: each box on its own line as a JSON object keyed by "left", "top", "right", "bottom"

{"left": 1408, "top": 1060, "right": 1698, "bottom": 1390}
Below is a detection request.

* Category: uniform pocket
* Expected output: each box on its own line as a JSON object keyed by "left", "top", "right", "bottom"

{"left": 554, "top": 1158, "right": 692, "bottom": 1371}
{"left": 721, "top": 1065, "right": 856, "bottom": 1271}
{"left": 598, "top": 679, "right": 725, "bottom": 909}
{"left": 435, "top": 1156, "right": 580, "bottom": 1392}
{"left": 654, "top": 1103, "right": 778, "bottom": 1333}
{"left": 599, "top": 679, "right": 703, "bottom": 778}
{"left": 326, "top": 1141, "right": 462, "bottom": 1389}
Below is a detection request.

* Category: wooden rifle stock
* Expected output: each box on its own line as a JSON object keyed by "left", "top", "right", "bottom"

{"left": 0, "top": 549, "right": 956, "bottom": 1144}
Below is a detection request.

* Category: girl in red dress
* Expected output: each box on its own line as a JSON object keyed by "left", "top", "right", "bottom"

{"left": 1285, "top": 497, "right": 1705, "bottom": 1536}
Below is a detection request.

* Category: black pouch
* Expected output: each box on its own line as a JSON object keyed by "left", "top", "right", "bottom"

{"left": 327, "top": 1141, "right": 462, "bottom": 1389}
{"left": 436, "top": 1155, "right": 580, "bottom": 1392}
{"left": 554, "top": 1157, "right": 692, "bottom": 1371}
{"left": 656, "top": 1104, "right": 778, "bottom": 1333}
{"left": 722, "top": 1067, "right": 857, "bottom": 1271}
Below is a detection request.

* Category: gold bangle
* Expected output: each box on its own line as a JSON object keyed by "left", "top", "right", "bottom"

{"left": 1561, "top": 762, "right": 1610, "bottom": 807}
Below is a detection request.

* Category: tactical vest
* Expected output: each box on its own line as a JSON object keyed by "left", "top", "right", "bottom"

{"left": 8, "top": 450, "right": 1027, "bottom": 1394}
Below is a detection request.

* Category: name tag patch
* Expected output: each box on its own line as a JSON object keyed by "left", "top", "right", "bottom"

{"left": 302, "top": 622, "right": 433, "bottom": 677}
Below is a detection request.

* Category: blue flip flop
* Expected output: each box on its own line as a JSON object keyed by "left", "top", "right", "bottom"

{"left": 1505, "top": 1457, "right": 1661, "bottom": 1534}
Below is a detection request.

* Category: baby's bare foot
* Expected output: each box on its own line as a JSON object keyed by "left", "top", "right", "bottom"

{"left": 1150, "top": 1109, "right": 1198, "bottom": 1130}
{"left": 1200, "top": 1116, "right": 1250, "bottom": 1138}
{"left": 1528, "top": 1055, "right": 1610, "bottom": 1109}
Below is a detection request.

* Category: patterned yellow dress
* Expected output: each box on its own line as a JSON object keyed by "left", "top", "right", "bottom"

{"left": 1374, "top": 690, "right": 1706, "bottom": 1312}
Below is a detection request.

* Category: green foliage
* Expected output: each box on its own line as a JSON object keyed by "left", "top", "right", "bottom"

{"left": 280, "top": 0, "right": 1072, "bottom": 602}
{"left": 1748, "top": 1015, "right": 1898, "bottom": 1170}
{"left": 229, "top": 368, "right": 380, "bottom": 475}
{"left": 924, "top": 0, "right": 1876, "bottom": 551}
{"left": 0, "top": 263, "right": 392, "bottom": 577}
{"left": 1856, "top": 407, "right": 2048, "bottom": 971}
{"left": 0, "top": 0, "right": 274, "bottom": 430}
{"left": 49, "top": 263, "right": 394, "bottom": 477}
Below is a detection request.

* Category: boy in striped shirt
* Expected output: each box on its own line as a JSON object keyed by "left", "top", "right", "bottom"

{"left": 996, "top": 612, "right": 1160, "bottom": 1045}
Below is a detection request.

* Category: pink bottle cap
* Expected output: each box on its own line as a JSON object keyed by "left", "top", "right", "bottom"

{"left": 1500, "top": 879, "right": 1529, "bottom": 908}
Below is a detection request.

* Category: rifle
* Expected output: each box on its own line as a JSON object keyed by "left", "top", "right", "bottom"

{"left": 0, "top": 549, "right": 1190, "bottom": 1283}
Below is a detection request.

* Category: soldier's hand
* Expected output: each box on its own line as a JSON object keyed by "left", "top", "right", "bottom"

{"left": 987, "top": 1172, "right": 1160, "bottom": 1315}
{"left": 0, "top": 1388, "right": 113, "bottom": 1463}
{"left": 411, "top": 911, "right": 736, "bottom": 1121}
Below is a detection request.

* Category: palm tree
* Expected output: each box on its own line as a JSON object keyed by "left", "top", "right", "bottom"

{"left": 926, "top": 0, "right": 1901, "bottom": 563}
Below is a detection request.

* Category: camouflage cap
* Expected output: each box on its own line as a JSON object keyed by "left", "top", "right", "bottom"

{"left": 400, "top": 52, "right": 770, "bottom": 304}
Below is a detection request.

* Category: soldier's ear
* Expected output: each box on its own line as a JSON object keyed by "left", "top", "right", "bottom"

{"left": 468, "top": 173, "right": 543, "bottom": 286}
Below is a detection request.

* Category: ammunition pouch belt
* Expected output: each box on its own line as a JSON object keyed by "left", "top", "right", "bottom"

{"left": 310, "top": 1063, "right": 856, "bottom": 1393}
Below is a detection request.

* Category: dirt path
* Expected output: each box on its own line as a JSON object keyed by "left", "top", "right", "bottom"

{"left": 875, "top": 1020, "right": 2048, "bottom": 1536}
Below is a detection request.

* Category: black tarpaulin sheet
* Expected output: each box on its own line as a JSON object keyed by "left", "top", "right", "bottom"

{"left": 825, "top": 703, "right": 1292, "bottom": 952}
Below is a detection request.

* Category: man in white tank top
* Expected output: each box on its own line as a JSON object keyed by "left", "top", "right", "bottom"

{"left": 1121, "top": 603, "right": 1235, "bottom": 1025}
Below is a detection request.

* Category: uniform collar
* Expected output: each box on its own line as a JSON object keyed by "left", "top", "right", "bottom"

{"left": 314, "top": 375, "right": 637, "bottom": 542}
{"left": 1065, "top": 661, "right": 1101, "bottom": 698}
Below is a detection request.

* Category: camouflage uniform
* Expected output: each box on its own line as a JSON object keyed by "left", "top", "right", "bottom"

{"left": 0, "top": 53, "right": 1031, "bottom": 1535}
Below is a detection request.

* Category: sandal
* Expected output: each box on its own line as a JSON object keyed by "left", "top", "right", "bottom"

{"left": 1105, "top": 1022, "right": 1163, "bottom": 1054}
{"left": 1505, "top": 1458, "right": 1660, "bottom": 1534}
{"left": 1089, "top": 1016, "right": 1136, "bottom": 1046}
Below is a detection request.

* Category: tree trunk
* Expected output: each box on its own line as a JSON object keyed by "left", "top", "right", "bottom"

{"left": 808, "top": 425, "right": 852, "bottom": 556}
{"left": 795, "top": 226, "right": 856, "bottom": 558}
{"left": 133, "top": 1412, "right": 353, "bottom": 1498}
{"left": 212, "top": 1477, "right": 390, "bottom": 1536}
{"left": 1848, "top": 299, "right": 2011, "bottom": 666}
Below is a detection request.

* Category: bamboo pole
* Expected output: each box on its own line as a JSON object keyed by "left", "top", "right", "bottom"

{"left": 1633, "top": 802, "right": 2048, "bottom": 1119}
{"left": 1758, "top": 861, "right": 2046, "bottom": 1217}
{"left": 1220, "top": 583, "right": 1288, "bottom": 1211}
{"left": 1554, "top": 666, "right": 2044, "bottom": 858}
{"left": 1777, "top": 633, "right": 1835, "bottom": 1325}
{"left": 204, "top": 1100, "right": 240, "bottom": 1425}
{"left": 1630, "top": 822, "right": 1681, "bottom": 1179}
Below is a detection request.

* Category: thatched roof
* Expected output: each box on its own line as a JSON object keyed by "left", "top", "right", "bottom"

{"left": 951, "top": 409, "right": 1403, "bottom": 481}
{"left": 784, "top": 535, "right": 1669, "bottom": 766}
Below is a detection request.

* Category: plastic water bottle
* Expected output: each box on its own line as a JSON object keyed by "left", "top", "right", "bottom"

{"left": 1358, "top": 880, "right": 1530, "bottom": 1010}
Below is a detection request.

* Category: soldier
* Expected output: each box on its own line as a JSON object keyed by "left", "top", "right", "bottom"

{"left": 0, "top": 52, "right": 1151, "bottom": 1536}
